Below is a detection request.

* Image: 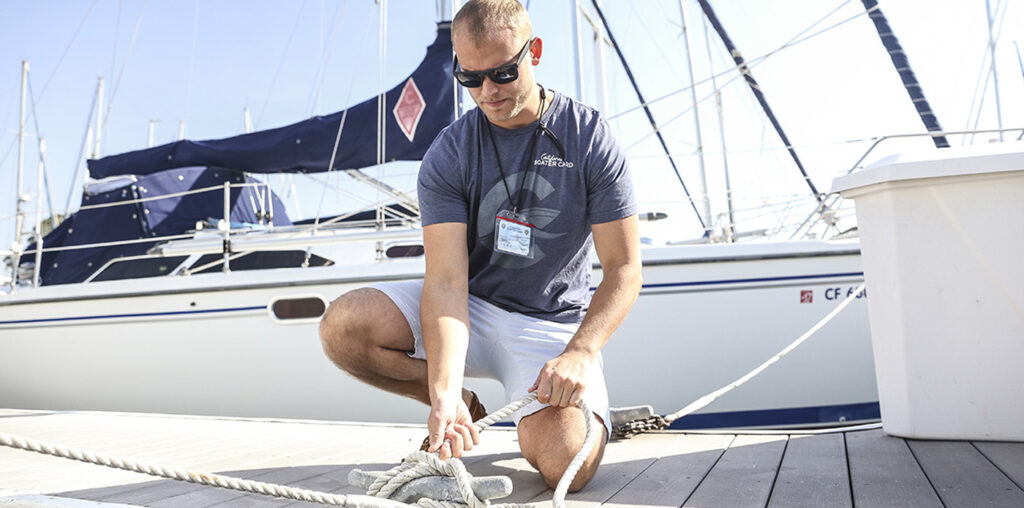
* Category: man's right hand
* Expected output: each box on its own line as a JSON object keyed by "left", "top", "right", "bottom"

{"left": 427, "top": 393, "right": 481, "bottom": 459}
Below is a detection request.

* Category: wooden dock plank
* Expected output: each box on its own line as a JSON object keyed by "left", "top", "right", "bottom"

{"left": 767, "top": 433, "right": 851, "bottom": 508}
{"left": 603, "top": 433, "right": 734, "bottom": 508}
{"left": 9, "top": 409, "right": 1024, "bottom": 508}
{"left": 53, "top": 432, "right": 369, "bottom": 503}
{"left": 144, "top": 430, "right": 426, "bottom": 507}
{"left": 907, "top": 440, "right": 1024, "bottom": 508}
{"left": 680, "top": 434, "right": 788, "bottom": 508}
{"left": 974, "top": 441, "right": 1024, "bottom": 491}
{"left": 846, "top": 429, "right": 941, "bottom": 508}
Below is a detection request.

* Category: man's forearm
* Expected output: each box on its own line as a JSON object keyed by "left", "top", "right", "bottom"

{"left": 421, "top": 279, "right": 470, "bottom": 404}
{"left": 565, "top": 262, "right": 642, "bottom": 356}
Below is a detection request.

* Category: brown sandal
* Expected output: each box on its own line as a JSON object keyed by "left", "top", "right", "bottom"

{"left": 419, "top": 391, "right": 488, "bottom": 451}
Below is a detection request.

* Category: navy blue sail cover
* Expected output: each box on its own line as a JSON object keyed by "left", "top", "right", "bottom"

{"left": 28, "top": 23, "right": 456, "bottom": 285}
{"left": 88, "top": 23, "right": 455, "bottom": 179}
{"left": 27, "top": 167, "right": 289, "bottom": 285}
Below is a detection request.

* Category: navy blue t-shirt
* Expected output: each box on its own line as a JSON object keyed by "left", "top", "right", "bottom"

{"left": 417, "top": 90, "right": 636, "bottom": 323}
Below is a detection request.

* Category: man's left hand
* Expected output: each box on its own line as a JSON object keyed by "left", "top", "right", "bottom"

{"left": 529, "top": 349, "right": 594, "bottom": 407}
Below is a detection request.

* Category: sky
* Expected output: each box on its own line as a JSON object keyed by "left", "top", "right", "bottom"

{"left": 1, "top": 0, "right": 1023, "bottom": 250}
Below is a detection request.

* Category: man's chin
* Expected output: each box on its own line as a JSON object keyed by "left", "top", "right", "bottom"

{"left": 480, "top": 108, "right": 513, "bottom": 124}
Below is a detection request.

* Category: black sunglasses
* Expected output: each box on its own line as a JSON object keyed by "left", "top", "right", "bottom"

{"left": 453, "top": 38, "right": 534, "bottom": 88}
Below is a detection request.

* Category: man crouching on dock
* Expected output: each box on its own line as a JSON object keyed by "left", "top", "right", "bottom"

{"left": 319, "top": 0, "right": 641, "bottom": 491}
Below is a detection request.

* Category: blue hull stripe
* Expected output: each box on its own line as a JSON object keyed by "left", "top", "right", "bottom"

{"left": 670, "top": 401, "right": 881, "bottom": 429}
{"left": 641, "top": 271, "right": 864, "bottom": 290}
{"left": 492, "top": 401, "right": 881, "bottom": 429}
{"left": 1, "top": 306, "right": 265, "bottom": 326}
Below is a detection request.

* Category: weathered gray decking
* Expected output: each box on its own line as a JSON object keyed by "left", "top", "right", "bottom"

{"left": 2, "top": 408, "right": 1024, "bottom": 507}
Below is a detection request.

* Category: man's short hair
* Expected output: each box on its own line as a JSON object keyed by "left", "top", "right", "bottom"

{"left": 452, "top": 0, "right": 532, "bottom": 42}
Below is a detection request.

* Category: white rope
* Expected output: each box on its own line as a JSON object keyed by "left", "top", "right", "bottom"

{"left": 0, "top": 393, "right": 600, "bottom": 508}
{"left": 0, "top": 430, "right": 369, "bottom": 506}
{"left": 663, "top": 282, "right": 866, "bottom": 424}
{"left": 365, "top": 393, "right": 599, "bottom": 508}
{"left": 552, "top": 399, "right": 599, "bottom": 508}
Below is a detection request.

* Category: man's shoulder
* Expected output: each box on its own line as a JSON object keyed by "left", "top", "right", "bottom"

{"left": 442, "top": 108, "right": 482, "bottom": 139}
{"left": 423, "top": 109, "right": 480, "bottom": 163}
{"left": 550, "top": 91, "right": 605, "bottom": 131}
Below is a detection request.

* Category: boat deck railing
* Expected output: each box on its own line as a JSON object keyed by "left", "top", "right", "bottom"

{"left": 4, "top": 180, "right": 423, "bottom": 291}
{"left": 788, "top": 126, "right": 1024, "bottom": 241}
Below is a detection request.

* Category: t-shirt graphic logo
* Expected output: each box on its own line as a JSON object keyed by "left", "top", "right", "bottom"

{"left": 477, "top": 172, "right": 566, "bottom": 269}
{"left": 534, "top": 153, "right": 574, "bottom": 168}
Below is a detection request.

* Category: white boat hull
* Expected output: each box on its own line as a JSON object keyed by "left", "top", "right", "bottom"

{"left": 0, "top": 240, "right": 876, "bottom": 428}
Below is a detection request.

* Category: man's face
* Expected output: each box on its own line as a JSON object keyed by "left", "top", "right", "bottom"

{"left": 452, "top": 28, "right": 536, "bottom": 129}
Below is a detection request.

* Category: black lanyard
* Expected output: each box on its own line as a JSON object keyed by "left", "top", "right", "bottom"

{"left": 483, "top": 86, "right": 553, "bottom": 217}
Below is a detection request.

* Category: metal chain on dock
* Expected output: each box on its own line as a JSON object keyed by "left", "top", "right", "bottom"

{"left": 0, "top": 392, "right": 600, "bottom": 508}
{"left": 611, "top": 283, "right": 867, "bottom": 440}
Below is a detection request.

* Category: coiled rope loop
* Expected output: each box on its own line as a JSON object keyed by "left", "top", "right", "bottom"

{"left": 366, "top": 393, "right": 601, "bottom": 508}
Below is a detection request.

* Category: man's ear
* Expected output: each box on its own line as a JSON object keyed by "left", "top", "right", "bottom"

{"left": 531, "top": 37, "right": 543, "bottom": 64}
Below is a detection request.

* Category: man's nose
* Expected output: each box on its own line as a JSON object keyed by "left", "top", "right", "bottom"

{"left": 480, "top": 76, "right": 501, "bottom": 96}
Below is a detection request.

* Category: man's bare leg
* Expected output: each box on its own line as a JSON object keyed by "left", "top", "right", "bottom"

{"left": 517, "top": 406, "right": 607, "bottom": 491}
{"left": 320, "top": 287, "right": 478, "bottom": 406}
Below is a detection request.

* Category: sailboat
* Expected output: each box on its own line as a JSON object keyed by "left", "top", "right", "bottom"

{"left": 6, "top": 0, "right": 1016, "bottom": 430}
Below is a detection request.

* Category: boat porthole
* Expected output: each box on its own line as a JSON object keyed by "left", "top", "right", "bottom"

{"left": 385, "top": 244, "right": 425, "bottom": 258}
{"left": 268, "top": 295, "right": 328, "bottom": 324}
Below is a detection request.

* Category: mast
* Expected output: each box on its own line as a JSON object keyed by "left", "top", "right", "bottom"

{"left": 92, "top": 76, "right": 104, "bottom": 158}
{"left": 860, "top": 0, "right": 949, "bottom": 148}
{"left": 678, "top": 0, "right": 711, "bottom": 232}
{"left": 697, "top": 0, "right": 822, "bottom": 201}
{"left": 14, "top": 61, "right": 28, "bottom": 269}
{"left": 449, "top": 0, "right": 462, "bottom": 121}
{"left": 702, "top": 15, "right": 735, "bottom": 240}
{"left": 592, "top": 0, "right": 609, "bottom": 114}
{"left": 244, "top": 107, "right": 253, "bottom": 134}
{"left": 589, "top": 0, "right": 707, "bottom": 234}
{"left": 33, "top": 138, "right": 45, "bottom": 287}
{"left": 571, "top": 0, "right": 586, "bottom": 102}
{"left": 984, "top": 0, "right": 1003, "bottom": 142}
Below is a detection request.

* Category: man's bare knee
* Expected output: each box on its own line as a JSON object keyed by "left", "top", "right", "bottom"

{"left": 518, "top": 407, "right": 607, "bottom": 491}
{"left": 319, "top": 288, "right": 410, "bottom": 376}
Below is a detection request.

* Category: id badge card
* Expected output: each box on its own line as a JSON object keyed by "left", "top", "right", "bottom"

{"left": 494, "top": 210, "right": 534, "bottom": 258}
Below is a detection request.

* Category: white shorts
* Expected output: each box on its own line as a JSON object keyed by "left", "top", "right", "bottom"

{"left": 371, "top": 279, "right": 611, "bottom": 436}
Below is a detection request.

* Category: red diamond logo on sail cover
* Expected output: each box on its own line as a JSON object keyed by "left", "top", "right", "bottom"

{"left": 800, "top": 290, "right": 813, "bottom": 304}
{"left": 393, "top": 78, "right": 425, "bottom": 142}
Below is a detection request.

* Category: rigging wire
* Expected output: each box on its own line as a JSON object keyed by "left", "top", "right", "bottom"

{"left": 620, "top": 0, "right": 867, "bottom": 170}
{"left": 183, "top": 0, "right": 200, "bottom": 126}
{"left": 375, "top": 0, "right": 388, "bottom": 229}
{"left": 36, "top": 0, "right": 100, "bottom": 103}
{"left": 25, "top": 76, "right": 56, "bottom": 223}
{"left": 590, "top": 0, "right": 706, "bottom": 233}
{"left": 62, "top": 87, "right": 100, "bottom": 218}
{"left": 625, "top": 1, "right": 686, "bottom": 85}
{"left": 98, "top": 0, "right": 149, "bottom": 156}
{"left": 965, "top": 0, "right": 1009, "bottom": 144}
{"left": 608, "top": 0, "right": 862, "bottom": 122}
{"left": 255, "top": 0, "right": 309, "bottom": 130}
{"left": 110, "top": 0, "right": 121, "bottom": 101}
{"left": 311, "top": 5, "right": 376, "bottom": 228}
{"left": 305, "top": 0, "right": 349, "bottom": 117}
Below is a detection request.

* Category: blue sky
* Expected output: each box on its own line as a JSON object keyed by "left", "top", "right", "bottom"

{"left": 2, "top": 0, "right": 1022, "bottom": 247}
